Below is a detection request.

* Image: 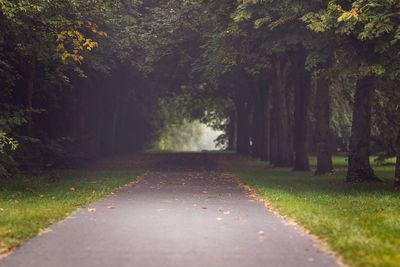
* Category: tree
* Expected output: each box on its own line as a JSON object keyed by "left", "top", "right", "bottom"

{"left": 313, "top": 71, "right": 334, "bottom": 175}
{"left": 304, "top": 1, "right": 400, "bottom": 182}
{"left": 395, "top": 129, "right": 400, "bottom": 191}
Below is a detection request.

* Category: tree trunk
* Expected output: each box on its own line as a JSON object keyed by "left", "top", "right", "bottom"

{"left": 346, "top": 75, "right": 379, "bottom": 182}
{"left": 251, "top": 79, "right": 264, "bottom": 158}
{"left": 261, "top": 75, "right": 270, "bottom": 161}
{"left": 24, "top": 60, "right": 35, "bottom": 135}
{"left": 270, "top": 53, "right": 293, "bottom": 167}
{"left": 394, "top": 129, "right": 400, "bottom": 191}
{"left": 78, "top": 87, "right": 87, "bottom": 164}
{"left": 110, "top": 104, "right": 118, "bottom": 155}
{"left": 314, "top": 74, "right": 334, "bottom": 175}
{"left": 251, "top": 105, "right": 262, "bottom": 157}
{"left": 227, "top": 111, "right": 236, "bottom": 151}
{"left": 109, "top": 84, "right": 120, "bottom": 156}
{"left": 236, "top": 97, "right": 250, "bottom": 155}
{"left": 292, "top": 49, "right": 310, "bottom": 171}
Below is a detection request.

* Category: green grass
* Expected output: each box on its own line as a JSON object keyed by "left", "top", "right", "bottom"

{"left": 232, "top": 155, "right": 400, "bottom": 267}
{"left": 0, "top": 169, "right": 144, "bottom": 254}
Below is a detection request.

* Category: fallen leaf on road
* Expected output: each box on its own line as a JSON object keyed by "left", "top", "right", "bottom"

{"left": 0, "top": 247, "right": 13, "bottom": 259}
{"left": 107, "top": 205, "right": 115, "bottom": 209}
{"left": 308, "top": 257, "right": 314, "bottom": 262}
{"left": 258, "top": 230, "right": 266, "bottom": 241}
{"left": 223, "top": 211, "right": 230, "bottom": 215}
{"left": 202, "top": 191, "right": 208, "bottom": 194}
{"left": 88, "top": 208, "right": 96, "bottom": 212}
{"left": 216, "top": 217, "right": 222, "bottom": 221}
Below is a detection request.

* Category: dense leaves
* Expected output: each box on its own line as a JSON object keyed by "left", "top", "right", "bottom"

{"left": 0, "top": 0, "right": 399, "bottom": 188}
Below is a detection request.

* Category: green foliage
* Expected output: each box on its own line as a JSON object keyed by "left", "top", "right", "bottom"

{"left": 0, "top": 133, "right": 18, "bottom": 153}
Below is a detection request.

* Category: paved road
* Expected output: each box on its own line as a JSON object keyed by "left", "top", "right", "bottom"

{"left": 0, "top": 154, "right": 338, "bottom": 267}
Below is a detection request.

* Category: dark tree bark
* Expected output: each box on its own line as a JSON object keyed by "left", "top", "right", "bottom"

{"left": 346, "top": 75, "right": 379, "bottom": 182}
{"left": 395, "top": 129, "right": 400, "bottom": 191}
{"left": 78, "top": 86, "right": 88, "bottom": 163}
{"left": 77, "top": 76, "right": 101, "bottom": 162}
{"left": 292, "top": 48, "right": 310, "bottom": 171}
{"left": 270, "top": 53, "right": 293, "bottom": 167}
{"left": 235, "top": 97, "right": 250, "bottom": 154}
{"left": 314, "top": 74, "right": 334, "bottom": 175}
{"left": 227, "top": 111, "right": 236, "bottom": 151}
{"left": 251, "top": 104, "right": 263, "bottom": 158}
{"left": 260, "top": 75, "right": 270, "bottom": 161}
{"left": 251, "top": 78, "right": 265, "bottom": 158}
{"left": 24, "top": 59, "right": 35, "bottom": 135}
{"left": 110, "top": 96, "right": 118, "bottom": 156}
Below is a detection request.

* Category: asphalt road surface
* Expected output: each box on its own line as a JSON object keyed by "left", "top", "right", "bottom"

{"left": 0, "top": 154, "right": 339, "bottom": 267}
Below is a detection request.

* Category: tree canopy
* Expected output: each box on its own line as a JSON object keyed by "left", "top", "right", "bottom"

{"left": 0, "top": 0, "right": 399, "bottom": 189}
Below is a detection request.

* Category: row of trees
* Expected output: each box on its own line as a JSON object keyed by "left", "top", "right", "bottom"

{"left": 226, "top": 0, "right": 400, "bottom": 189}
{"left": 149, "top": 0, "right": 400, "bottom": 189}
{"left": 1, "top": 0, "right": 399, "bottom": 190}
{"left": 0, "top": 0, "right": 171, "bottom": 172}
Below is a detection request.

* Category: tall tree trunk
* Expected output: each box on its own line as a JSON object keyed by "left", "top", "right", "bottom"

{"left": 24, "top": 60, "right": 35, "bottom": 136}
{"left": 77, "top": 78, "right": 96, "bottom": 163}
{"left": 395, "top": 129, "right": 400, "bottom": 191}
{"left": 236, "top": 97, "right": 250, "bottom": 155}
{"left": 251, "top": 105, "right": 262, "bottom": 157}
{"left": 78, "top": 87, "right": 87, "bottom": 163}
{"left": 314, "top": 74, "right": 334, "bottom": 175}
{"left": 251, "top": 79, "right": 264, "bottom": 158}
{"left": 227, "top": 111, "right": 236, "bottom": 151}
{"left": 110, "top": 105, "right": 118, "bottom": 156}
{"left": 261, "top": 75, "right": 270, "bottom": 161}
{"left": 292, "top": 48, "right": 310, "bottom": 171}
{"left": 346, "top": 76, "right": 379, "bottom": 182}
{"left": 110, "top": 86, "right": 120, "bottom": 155}
{"left": 270, "top": 53, "right": 293, "bottom": 167}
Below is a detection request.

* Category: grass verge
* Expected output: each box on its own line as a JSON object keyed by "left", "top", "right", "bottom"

{"left": 232, "top": 156, "right": 400, "bottom": 267}
{"left": 0, "top": 169, "right": 144, "bottom": 256}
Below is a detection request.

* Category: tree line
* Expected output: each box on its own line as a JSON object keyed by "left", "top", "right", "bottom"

{"left": 0, "top": 0, "right": 399, "bottom": 190}
{"left": 152, "top": 0, "right": 400, "bottom": 190}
